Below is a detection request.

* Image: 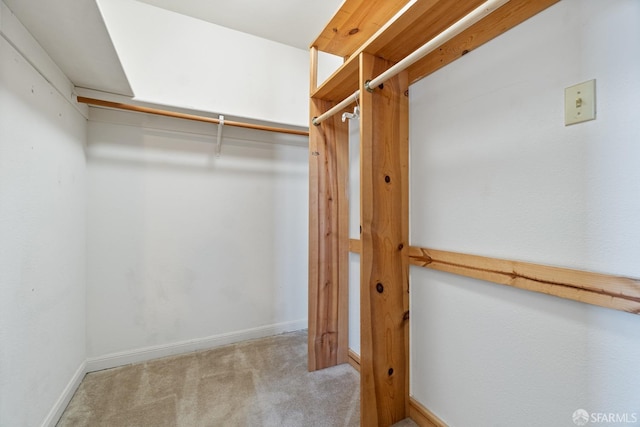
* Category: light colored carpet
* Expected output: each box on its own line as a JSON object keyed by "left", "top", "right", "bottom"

{"left": 58, "top": 330, "right": 418, "bottom": 426}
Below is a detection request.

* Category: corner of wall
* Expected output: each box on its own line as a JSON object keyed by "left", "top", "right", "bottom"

{"left": 1, "top": 5, "right": 88, "bottom": 426}
{"left": 40, "top": 362, "right": 87, "bottom": 427}
{"left": 0, "top": 0, "right": 87, "bottom": 118}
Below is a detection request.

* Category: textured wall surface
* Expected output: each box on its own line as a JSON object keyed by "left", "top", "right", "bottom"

{"left": 0, "top": 8, "right": 87, "bottom": 425}
{"left": 348, "top": 120, "right": 361, "bottom": 355}
{"left": 86, "top": 108, "right": 309, "bottom": 359}
{"left": 97, "top": 0, "right": 341, "bottom": 127}
{"left": 409, "top": 1, "right": 640, "bottom": 425}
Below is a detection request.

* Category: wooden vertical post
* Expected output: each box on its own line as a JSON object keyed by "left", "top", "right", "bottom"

{"left": 359, "top": 52, "right": 409, "bottom": 426}
{"left": 310, "top": 46, "right": 319, "bottom": 94}
{"left": 308, "top": 97, "right": 350, "bottom": 371}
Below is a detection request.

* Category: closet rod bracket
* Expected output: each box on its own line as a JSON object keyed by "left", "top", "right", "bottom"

{"left": 364, "top": 80, "right": 374, "bottom": 93}
{"left": 215, "top": 115, "right": 224, "bottom": 157}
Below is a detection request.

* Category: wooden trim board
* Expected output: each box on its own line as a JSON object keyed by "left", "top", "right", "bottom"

{"left": 408, "top": 246, "right": 640, "bottom": 315}
{"left": 310, "top": 46, "right": 319, "bottom": 94}
{"left": 308, "top": 98, "right": 350, "bottom": 371}
{"left": 349, "top": 238, "right": 362, "bottom": 254}
{"left": 348, "top": 349, "right": 361, "bottom": 372}
{"left": 311, "top": 0, "right": 559, "bottom": 102}
{"left": 347, "top": 351, "right": 447, "bottom": 427}
{"left": 409, "top": 397, "right": 448, "bottom": 427}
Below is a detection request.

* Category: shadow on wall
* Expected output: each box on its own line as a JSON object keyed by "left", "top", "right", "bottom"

{"left": 84, "top": 104, "right": 310, "bottom": 359}
{"left": 87, "top": 107, "right": 309, "bottom": 176}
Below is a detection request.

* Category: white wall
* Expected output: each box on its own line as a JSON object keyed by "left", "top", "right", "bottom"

{"left": 96, "top": 0, "right": 337, "bottom": 128}
{"left": 348, "top": 120, "right": 361, "bottom": 355}
{"left": 0, "top": 3, "right": 87, "bottom": 425}
{"left": 85, "top": 107, "right": 309, "bottom": 363}
{"left": 409, "top": 1, "right": 640, "bottom": 426}
{"left": 1, "top": 0, "right": 314, "bottom": 423}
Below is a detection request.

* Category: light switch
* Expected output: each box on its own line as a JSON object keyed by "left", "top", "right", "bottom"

{"left": 565, "top": 79, "right": 596, "bottom": 125}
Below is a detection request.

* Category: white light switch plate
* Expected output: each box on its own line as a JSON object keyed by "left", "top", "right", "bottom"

{"left": 565, "top": 79, "right": 596, "bottom": 125}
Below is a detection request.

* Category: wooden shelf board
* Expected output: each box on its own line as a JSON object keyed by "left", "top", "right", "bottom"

{"left": 311, "top": 0, "right": 411, "bottom": 58}
{"left": 367, "top": 0, "right": 485, "bottom": 62}
{"left": 312, "top": 0, "right": 559, "bottom": 102}
{"left": 406, "top": 0, "right": 560, "bottom": 84}
{"left": 311, "top": 54, "right": 359, "bottom": 101}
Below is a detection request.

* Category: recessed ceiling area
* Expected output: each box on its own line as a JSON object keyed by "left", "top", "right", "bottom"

{"left": 3, "top": 0, "right": 134, "bottom": 96}
{"left": 136, "top": 0, "right": 343, "bottom": 50}
{"left": 2, "top": 0, "right": 343, "bottom": 98}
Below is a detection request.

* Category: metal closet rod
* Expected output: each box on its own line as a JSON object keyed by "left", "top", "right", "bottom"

{"left": 312, "top": 0, "right": 510, "bottom": 126}
{"left": 77, "top": 97, "right": 310, "bottom": 137}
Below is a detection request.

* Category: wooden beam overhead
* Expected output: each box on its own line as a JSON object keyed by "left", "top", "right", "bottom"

{"left": 311, "top": 0, "right": 559, "bottom": 102}
{"left": 368, "top": 0, "right": 489, "bottom": 63}
{"left": 406, "top": 0, "right": 560, "bottom": 84}
{"left": 311, "top": 0, "right": 411, "bottom": 58}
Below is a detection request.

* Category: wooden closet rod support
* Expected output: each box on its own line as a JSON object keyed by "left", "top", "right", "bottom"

{"left": 365, "top": 0, "right": 509, "bottom": 91}
{"left": 77, "top": 96, "right": 310, "bottom": 137}
{"left": 312, "top": 90, "right": 359, "bottom": 126}
{"left": 312, "top": 0, "right": 510, "bottom": 125}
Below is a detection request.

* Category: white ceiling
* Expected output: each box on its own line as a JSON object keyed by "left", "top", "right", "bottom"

{"left": 4, "top": 0, "right": 134, "bottom": 96}
{"left": 136, "top": 0, "right": 343, "bottom": 50}
{"left": 3, "top": 0, "right": 343, "bottom": 97}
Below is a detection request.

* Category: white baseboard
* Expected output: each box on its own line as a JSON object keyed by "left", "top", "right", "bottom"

{"left": 86, "top": 319, "right": 307, "bottom": 372}
{"left": 41, "top": 360, "right": 86, "bottom": 427}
